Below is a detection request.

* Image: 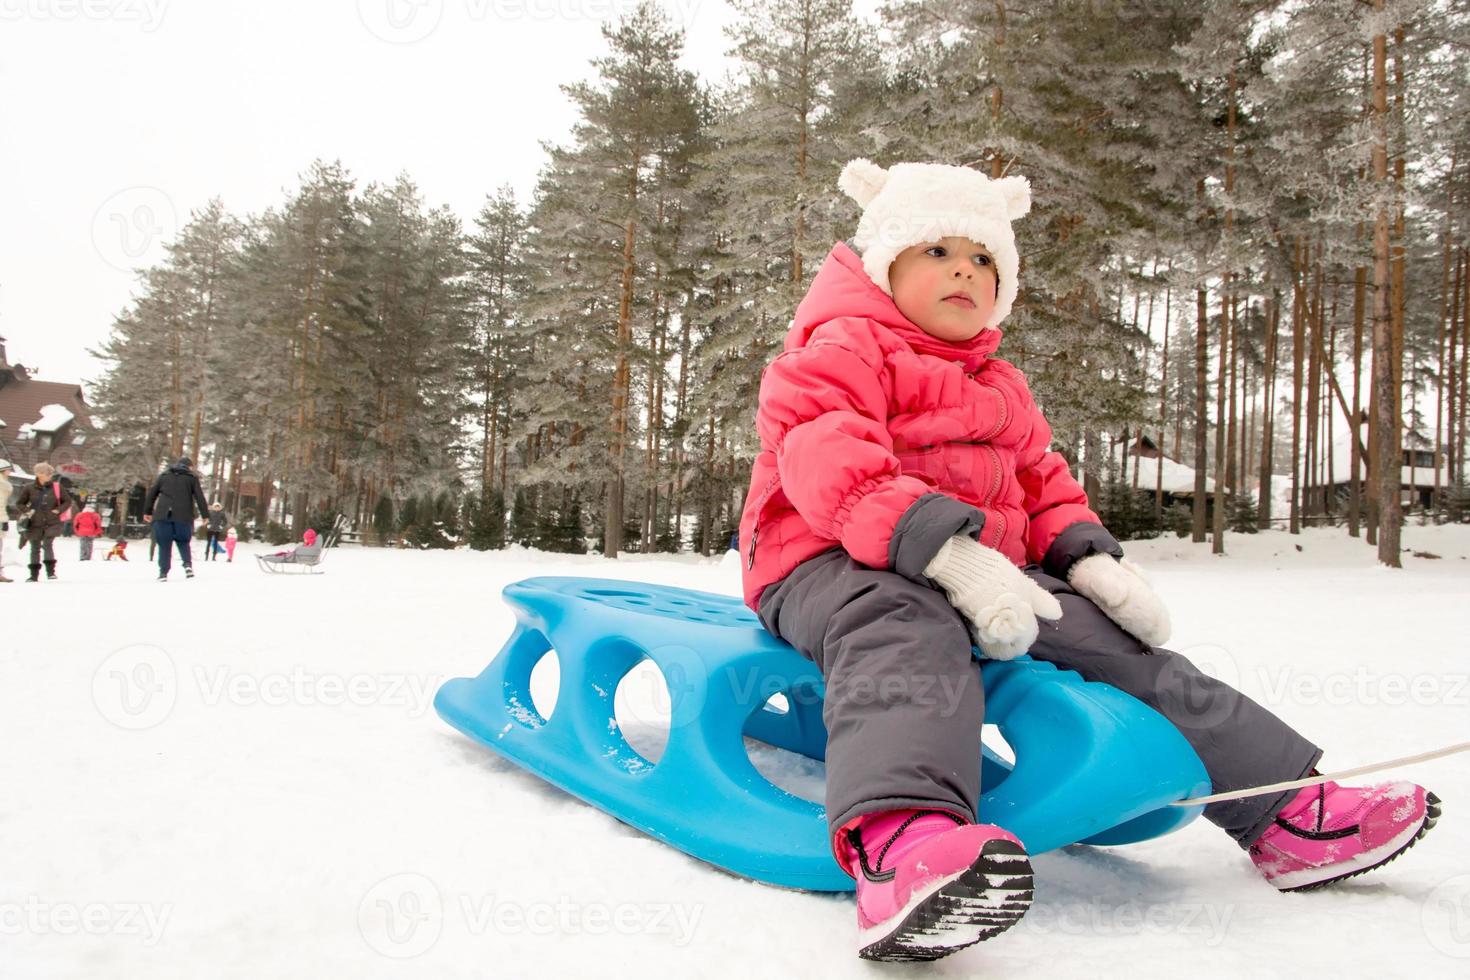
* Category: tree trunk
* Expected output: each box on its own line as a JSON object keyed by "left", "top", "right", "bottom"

{"left": 605, "top": 209, "right": 637, "bottom": 558}
{"left": 1452, "top": 249, "right": 1464, "bottom": 481}
{"left": 1290, "top": 238, "right": 1306, "bottom": 535}
{"left": 1306, "top": 243, "right": 1323, "bottom": 520}
{"left": 1370, "top": 5, "right": 1401, "bottom": 567}
{"left": 990, "top": 1, "right": 1007, "bottom": 179}
{"left": 1212, "top": 289, "right": 1228, "bottom": 553}
{"left": 1450, "top": 253, "right": 1464, "bottom": 489}
{"left": 1156, "top": 263, "right": 1170, "bottom": 521}
{"left": 1434, "top": 148, "right": 1457, "bottom": 511}
{"left": 1350, "top": 262, "right": 1366, "bottom": 536}
{"left": 1258, "top": 289, "right": 1279, "bottom": 528}
{"left": 1391, "top": 27, "right": 1408, "bottom": 517}
{"left": 1220, "top": 68, "right": 1238, "bottom": 542}
{"left": 1193, "top": 283, "right": 1210, "bottom": 542}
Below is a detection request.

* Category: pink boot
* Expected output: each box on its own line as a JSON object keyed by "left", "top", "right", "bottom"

{"left": 1249, "top": 777, "right": 1441, "bottom": 891}
{"left": 835, "top": 808, "right": 1033, "bottom": 961}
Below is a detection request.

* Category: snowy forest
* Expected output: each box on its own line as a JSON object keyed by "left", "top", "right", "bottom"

{"left": 87, "top": 0, "right": 1470, "bottom": 566}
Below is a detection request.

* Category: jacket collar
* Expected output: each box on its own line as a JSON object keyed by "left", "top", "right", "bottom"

{"left": 788, "top": 242, "right": 1004, "bottom": 373}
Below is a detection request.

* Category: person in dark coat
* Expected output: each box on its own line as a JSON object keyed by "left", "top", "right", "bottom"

{"left": 144, "top": 457, "right": 211, "bottom": 581}
{"left": 14, "top": 462, "right": 80, "bottom": 581}
{"left": 204, "top": 502, "right": 229, "bottom": 561}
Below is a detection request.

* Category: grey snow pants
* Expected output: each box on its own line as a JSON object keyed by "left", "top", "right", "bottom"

{"left": 756, "top": 548, "right": 1323, "bottom": 849}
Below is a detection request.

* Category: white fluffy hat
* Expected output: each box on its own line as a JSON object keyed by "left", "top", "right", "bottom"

{"left": 838, "top": 158, "right": 1032, "bottom": 330}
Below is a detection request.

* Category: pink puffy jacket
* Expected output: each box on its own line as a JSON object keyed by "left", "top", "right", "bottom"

{"left": 73, "top": 511, "right": 104, "bottom": 537}
{"left": 739, "top": 242, "right": 1107, "bottom": 611}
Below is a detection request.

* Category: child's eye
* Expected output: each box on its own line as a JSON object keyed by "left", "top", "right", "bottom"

{"left": 924, "top": 246, "right": 946, "bottom": 258}
{"left": 973, "top": 254, "right": 992, "bottom": 267}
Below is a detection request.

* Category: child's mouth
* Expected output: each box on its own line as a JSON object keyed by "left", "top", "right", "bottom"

{"left": 942, "top": 293, "right": 975, "bottom": 308}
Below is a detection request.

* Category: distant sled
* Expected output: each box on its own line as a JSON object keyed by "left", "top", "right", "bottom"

{"left": 255, "top": 541, "right": 325, "bottom": 574}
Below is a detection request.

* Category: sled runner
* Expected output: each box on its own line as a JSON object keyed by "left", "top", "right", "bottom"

{"left": 434, "top": 577, "right": 1210, "bottom": 892}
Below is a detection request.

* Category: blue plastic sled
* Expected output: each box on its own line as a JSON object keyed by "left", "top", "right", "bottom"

{"left": 434, "top": 577, "right": 1210, "bottom": 892}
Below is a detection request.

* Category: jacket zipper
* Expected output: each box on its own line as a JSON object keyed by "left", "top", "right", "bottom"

{"left": 983, "top": 444, "right": 1002, "bottom": 507}
{"left": 980, "top": 386, "right": 1009, "bottom": 441}
{"left": 747, "top": 474, "right": 782, "bottom": 571}
{"left": 982, "top": 444, "right": 1005, "bottom": 547}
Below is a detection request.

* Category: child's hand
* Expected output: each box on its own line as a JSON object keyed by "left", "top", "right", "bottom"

{"left": 924, "top": 535, "right": 1063, "bottom": 661}
{"left": 1066, "top": 554, "right": 1171, "bottom": 647}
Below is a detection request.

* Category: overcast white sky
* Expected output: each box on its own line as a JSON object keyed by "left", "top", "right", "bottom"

{"left": 2, "top": 0, "right": 871, "bottom": 391}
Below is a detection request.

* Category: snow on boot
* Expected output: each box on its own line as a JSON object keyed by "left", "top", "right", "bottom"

{"left": 27, "top": 563, "right": 40, "bottom": 583}
{"left": 184, "top": 565, "right": 195, "bottom": 579}
{"left": 1249, "top": 778, "right": 1441, "bottom": 892}
{"left": 835, "top": 808, "right": 1033, "bottom": 962}
{"left": 44, "top": 560, "right": 57, "bottom": 580}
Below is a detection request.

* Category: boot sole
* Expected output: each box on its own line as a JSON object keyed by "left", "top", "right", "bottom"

{"left": 857, "top": 838, "right": 1034, "bottom": 962}
{"left": 1277, "top": 791, "right": 1441, "bottom": 893}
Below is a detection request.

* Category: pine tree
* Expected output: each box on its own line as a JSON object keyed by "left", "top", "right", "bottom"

{"left": 530, "top": 2, "right": 705, "bottom": 557}
{"left": 509, "top": 488, "right": 538, "bottom": 548}
{"left": 397, "top": 494, "right": 420, "bottom": 543}
{"left": 465, "top": 186, "right": 530, "bottom": 503}
{"left": 371, "top": 495, "right": 394, "bottom": 546}
{"left": 89, "top": 199, "right": 242, "bottom": 487}
{"left": 465, "top": 490, "right": 508, "bottom": 550}
{"left": 1228, "top": 492, "right": 1260, "bottom": 534}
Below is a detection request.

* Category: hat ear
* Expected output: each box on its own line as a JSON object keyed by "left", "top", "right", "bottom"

{"left": 838, "top": 158, "right": 889, "bottom": 208}
{"left": 994, "top": 175, "right": 1032, "bottom": 220}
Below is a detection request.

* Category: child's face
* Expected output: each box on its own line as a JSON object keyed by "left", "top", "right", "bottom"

{"left": 887, "top": 237, "right": 998, "bottom": 342}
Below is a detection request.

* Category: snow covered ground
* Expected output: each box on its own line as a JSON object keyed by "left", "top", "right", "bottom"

{"left": 2, "top": 524, "right": 1468, "bottom": 978}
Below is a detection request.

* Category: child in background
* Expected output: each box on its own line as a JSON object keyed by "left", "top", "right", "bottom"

{"left": 205, "top": 502, "right": 229, "bottom": 560}
{"left": 73, "top": 504, "right": 103, "bottom": 560}
{"left": 105, "top": 540, "right": 130, "bottom": 562}
{"left": 739, "top": 159, "right": 1441, "bottom": 961}
{"left": 266, "top": 527, "right": 317, "bottom": 560}
{"left": 258, "top": 528, "right": 321, "bottom": 568}
{"left": 225, "top": 526, "right": 238, "bottom": 563}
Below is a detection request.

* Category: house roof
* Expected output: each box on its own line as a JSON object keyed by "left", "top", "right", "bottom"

{"left": 1319, "top": 426, "right": 1449, "bottom": 489}
{"left": 23, "top": 403, "right": 76, "bottom": 434}
{"left": 0, "top": 367, "right": 93, "bottom": 477}
{"left": 1120, "top": 451, "right": 1217, "bottom": 496}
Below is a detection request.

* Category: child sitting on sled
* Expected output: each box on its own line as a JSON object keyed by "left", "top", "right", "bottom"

{"left": 739, "top": 159, "right": 1442, "bottom": 962}
{"left": 258, "top": 528, "right": 321, "bottom": 566}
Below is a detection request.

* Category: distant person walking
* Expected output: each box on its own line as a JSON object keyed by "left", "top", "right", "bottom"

{"left": 144, "top": 457, "right": 210, "bottom": 582}
{"left": 15, "top": 462, "right": 78, "bottom": 582}
{"left": 0, "top": 459, "right": 14, "bottom": 583}
{"left": 74, "top": 503, "right": 103, "bottom": 560}
{"left": 205, "top": 502, "right": 229, "bottom": 561}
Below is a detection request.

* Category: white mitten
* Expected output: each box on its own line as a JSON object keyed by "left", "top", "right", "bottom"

{"left": 924, "top": 535, "right": 1063, "bottom": 661}
{"left": 1066, "top": 554, "right": 1171, "bottom": 646}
